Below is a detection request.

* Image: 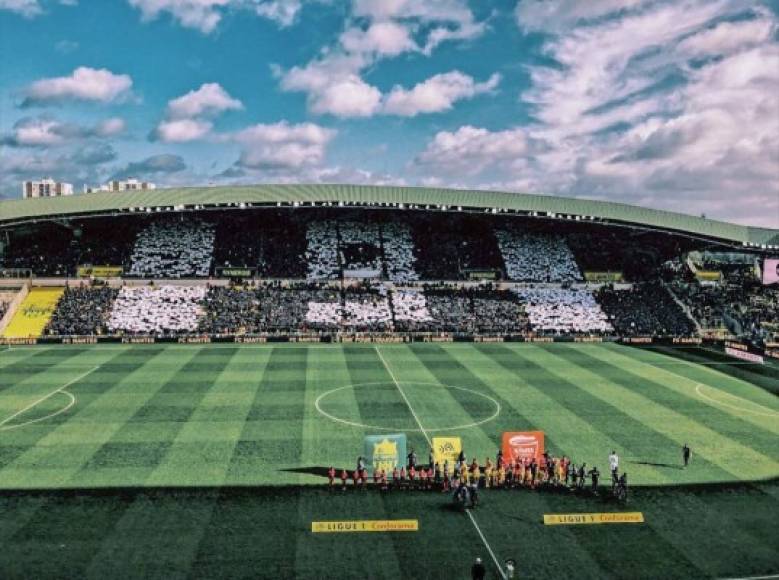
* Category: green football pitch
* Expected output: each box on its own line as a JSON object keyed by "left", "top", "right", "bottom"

{"left": 0, "top": 342, "right": 777, "bottom": 579}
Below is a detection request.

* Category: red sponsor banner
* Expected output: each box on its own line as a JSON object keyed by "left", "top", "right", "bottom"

{"left": 502, "top": 431, "right": 545, "bottom": 464}
{"left": 725, "top": 347, "right": 764, "bottom": 364}
{"left": 763, "top": 259, "right": 779, "bottom": 285}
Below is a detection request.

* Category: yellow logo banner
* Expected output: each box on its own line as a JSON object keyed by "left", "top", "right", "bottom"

{"left": 432, "top": 436, "right": 462, "bottom": 467}
{"left": 544, "top": 513, "right": 644, "bottom": 525}
{"left": 311, "top": 520, "right": 418, "bottom": 533}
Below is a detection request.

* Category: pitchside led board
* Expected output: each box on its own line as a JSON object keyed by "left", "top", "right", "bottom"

{"left": 502, "top": 431, "right": 545, "bottom": 463}
{"left": 364, "top": 434, "right": 406, "bottom": 472}
{"left": 432, "top": 437, "right": 462, "bottom": 467}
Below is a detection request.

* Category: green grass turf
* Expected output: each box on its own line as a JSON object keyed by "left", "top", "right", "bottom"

{"left": 0, "top": 342, "right": 777, "bottom": 579}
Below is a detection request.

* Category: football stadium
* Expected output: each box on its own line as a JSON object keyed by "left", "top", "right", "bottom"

{"left": 0, "top": 184, "right": 777, "bottom": 579}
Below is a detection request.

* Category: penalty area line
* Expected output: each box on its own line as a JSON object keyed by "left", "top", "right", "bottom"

{"left": 0, "top": 365, "right": 99, "bottom": 430}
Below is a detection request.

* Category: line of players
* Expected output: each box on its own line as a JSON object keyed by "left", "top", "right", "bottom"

{"left": 327, "top": 449, "right": 628, "bottom": 499}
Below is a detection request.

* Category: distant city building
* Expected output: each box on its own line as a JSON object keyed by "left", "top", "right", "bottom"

{"left": 22, "top": 178, "right": 73, "bottom": 199}
{"left": 84, "top": 178, "right": 156, "bottom": 193}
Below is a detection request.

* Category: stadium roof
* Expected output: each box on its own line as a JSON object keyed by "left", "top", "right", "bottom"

{"left": 1, "top": 184, "right": 777, "bottom": 248}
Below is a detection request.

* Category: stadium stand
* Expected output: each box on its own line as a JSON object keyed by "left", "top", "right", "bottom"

{"left": 107, "top": 285, "right": 206, "bottom": 334}
{"left": 412, "top": 214, "right": 504, "bottom": 280}
{"left": 597, "top": 282, "right": 696, "bottom": 336}
{"left": 512, "top": 287, "right": 611, "bottom": 334}
{"left": 306, "top": 220, "right": 340, "bottom": 281}
{"left": 495, "top": 229, "right": 581, "bottom": 282}
{"left": 46, "top": 286, "right": 118, "bottom": 336}
{"left": 381, "top": 222, "right": 419, "bottom": 283}
{"left": 391, "top": 290, "right": 433, "bottom": 330}
{"left": 1, "top": 287, "right": 65, "bottom": 338}
{"left": 127, "top": 218, "right": 215, "bottom": 278}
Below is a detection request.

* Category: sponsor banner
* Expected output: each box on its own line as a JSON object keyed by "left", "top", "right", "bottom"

{"left": 622, "top": 337, "right": 653, "bottom": 344}
{"left": 725, "top": 346, "right": 764, "bottom": 364}
{"left": 62, "top": 337, "right": 98, "bottom": 344}
{"left": 0, "top": 337, "right": 37, "bottom": 345}
{"left": 234, "top": 336, "right": 268, "bottom": 343}
{"left": 673, "top": 337, "right": 703, "bottom": 344}
{"left": 502, "top": 431, "right": 545, "bottom": 463}
{"left": 584, "top": 271, "right": 623, "bottom": 282}
{"left": 763, "top": 259, "right": 779, "bottom": 285}
{"left": 465, "top": 269, "right": 500, "bottom": 280}
{"left": 574, "top": 337, "right": 603, "bottom": 343}
{"left": 77, "top": 265, "right": 123, "bottom": 277}
{"left": 343, "top": 268, "right": 381, "bottom": 279}
{"left": 695, "top": 270, "right": 722, "bottom": 282}
{"left": 177, "top": 336, "right": 211, "bottom": 344}
{"left": 312, "top": 520, "right": 418, "bottom": 533}
{"left": 216, "top": 267, "right": 255, "bottom": 278}
{"left": 544, "top": 513, "right": 644, "bottom": 526}
{"left": 364, "top": 434, "right": 406, "bottom": 473}
{"left": 432, "top": 437, "right": 462, "bottom": 467}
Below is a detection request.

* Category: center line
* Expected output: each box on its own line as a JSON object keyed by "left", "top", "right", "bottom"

{"left": 373, "top": 346, "right": 507, "bottom": 580}
{"left": 374, "top": 346, "right": 431, "bottom": 446}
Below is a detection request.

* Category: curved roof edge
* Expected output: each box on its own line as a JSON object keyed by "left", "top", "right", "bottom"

{"left": 1, "top": 184, "right": 777, "bottom": 247}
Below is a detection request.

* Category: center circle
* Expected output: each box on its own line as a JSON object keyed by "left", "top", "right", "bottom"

{"left": 314, "top": 381, "right": 501, "bottom": 432}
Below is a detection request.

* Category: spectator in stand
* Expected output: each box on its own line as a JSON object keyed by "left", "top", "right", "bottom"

{"left": 46, "top": 286, "right": 118, "bottom": 335}
{"left": 597, "top": 282, "right": 695, "bottom": 336}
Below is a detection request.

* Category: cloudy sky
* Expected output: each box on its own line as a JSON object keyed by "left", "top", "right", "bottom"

{"left": 0, "top": 0, "right": 777, "bottom": 227}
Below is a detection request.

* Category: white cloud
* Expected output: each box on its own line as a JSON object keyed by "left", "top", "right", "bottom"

{"left": 94, "top": 117, "right": 126, "bottom": 137}
{"left": 154, "top": 82, "right": 241, "bottom": 142}
{"left": 340, "top": 21, "right": 417, "bottom": 57}
{"left": 415, "top": 126, "right": 529, "bottom": 176}
{"left": 383, "top": 71, "right": 500, "bottom": 116}
{"left": 515, "top": 0, "right": 645, "bottom": 33}
{"left": 128, "top": 0, "right": 306, "bottom": 33}
{"left": 252, "top": 0, "right": 303, "bottom": 27}
{"left": 0, "top": 0, "right": 41, "bottom": 17}
{"left": 508, "top": 0, "right": 779, "bottom": 226}
{"left": 166, "top": 82, "right": 243, "bottom": 118}
{"left": 676, "top": 15, "right": 775, "bottom": 57}
{"left": 154, "top": 118, "right": 213, "bottom": 142}
{"left": 277, "top": 0, "right": 488, "bottom": 117}
{"left": 230, "top": 121, "right": 335, "bottom": 170}
{"left": 23, "top": 67, "right": 133, "bottom": 106}
{"left": 4, "top": 116, "right": 127, "bottom": 147}
{"left": 279, "top": 55, "right": 382, "bottom": 118}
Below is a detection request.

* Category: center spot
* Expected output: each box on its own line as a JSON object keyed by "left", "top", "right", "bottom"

{"left": 315, "top": 381, "right": 500, "bottom": 432}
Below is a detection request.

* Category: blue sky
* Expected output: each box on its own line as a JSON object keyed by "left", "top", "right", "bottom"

{"left": 0, "top": 0, "right": 777, "bottom": 227}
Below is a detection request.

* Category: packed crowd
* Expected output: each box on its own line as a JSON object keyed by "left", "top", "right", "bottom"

{"left": 127, "top": 219, "right": 215, "bottom": 278}
{"left": 107, "top": 285, "right": 207, "bottom": 334}
{"left": 304, "top": 219, "right": 421, "bottom": 283}
{"left": 513, "top": 287, "right": 612, "bottom": 334}
{"left": 413, "top": 214, "right": 504, "bottom": 280}
{"left": 495, "top": 229, "right": 581, "bottom": 282}
{"left": 597, "top": 282, "right": 696, "bottom": 336}
{"left": 35, "top": 281, "right": 715, "bottom": 338}
{"left": 46, "top": 286, "right": 118, "bottom": 335}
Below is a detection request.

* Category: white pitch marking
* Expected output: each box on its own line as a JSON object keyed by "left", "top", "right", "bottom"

{"left": 314, "top": 381, "right": 500, "bottom": 432}
{"left": 695, "top": 383, "right": 779, "bottom": 418}
{"left": 0, "top": 391, "right": 76, "bottom": 432}
{"left": 374, "top": 346, "right": 431, "bottom": 447}
{"left": 0, "top": 365, "right": 98, "bottom": 430}
{"left": 717, "top": 574, "right": 779, "bottom": 580}
{"left": 374, "top": 347, "right": 507, "bottom": 580}
{"left": 466, "top": 509, "right": 508, "bottom": 580}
